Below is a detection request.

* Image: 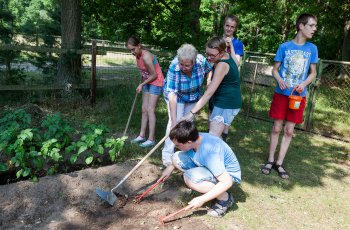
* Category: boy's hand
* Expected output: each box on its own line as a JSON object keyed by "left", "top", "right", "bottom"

{"left": 295, "top": 83, "right": 306, "bottom": 93}
{"left": 186, "top": 196, "right": 206, "bottom": 210}
{"left": 277, "top": 77, "right": 289, "bottom": 90}
{"left": 224, "top": 37, "right": 232, "bottom": 47}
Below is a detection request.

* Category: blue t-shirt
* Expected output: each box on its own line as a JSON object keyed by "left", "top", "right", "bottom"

{"left": 227, "top": 37, "right": 244, "bottom": 56}
{"left": 274, "top": 40, "right": 318, "bottom": 97}
{"left": 190, "top": 133, "right": 241, "bottom": 183}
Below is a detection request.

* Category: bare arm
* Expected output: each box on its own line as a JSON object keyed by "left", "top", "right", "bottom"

{"left": 272, "top": 62, "right": 289, "bottom": 90}
{"left": 168, "top": 92, "right": 177, "bottom": 128}
{"left": 295, "top": 63, "right": 317, "bottom": 93}
{"left": 224, "top": 37, "right": 240, "bottom": 67}
{"left": 186, "top": 171, "right": 233, "bottom": 209}
{"left": 235, "top": 54, "right": 242, "bottom": 66}
{"left": 206, "top": 70, "right": 213, "bottom": 86}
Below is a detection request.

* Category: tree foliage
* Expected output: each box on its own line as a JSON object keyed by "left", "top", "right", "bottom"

{"left": 1, "top": 0, "right": 349, "bottom": 62}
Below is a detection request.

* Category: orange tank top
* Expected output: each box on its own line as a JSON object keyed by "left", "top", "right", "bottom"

{"left": 136, "top": 50, "right": 164, "bottom": 87}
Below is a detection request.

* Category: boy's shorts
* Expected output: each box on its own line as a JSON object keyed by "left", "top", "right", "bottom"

{"left": 269, "top": 92, "right": 306, "bottom": 124}
{"left": 142, "top": 84, "right": 162, "bottom": 95}
{"left": 172, "top": 151, "right": 238, "bottom": 184}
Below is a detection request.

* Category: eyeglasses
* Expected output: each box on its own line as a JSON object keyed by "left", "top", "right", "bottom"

{"left": 205, "top": 52, "right": 220, "bottom": 59}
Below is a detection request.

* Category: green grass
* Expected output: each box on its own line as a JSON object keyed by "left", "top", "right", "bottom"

{"left": 82, "top": 52, "right": 136, "bottom": 66}
{"left": 95, "top": 84, "right": 349, "bottom": 229}
{"left": 1, "top": 81, "right": 349, "bottom": 229}
{"left": 1, "top": 52, "right": 349, "bottom": 228}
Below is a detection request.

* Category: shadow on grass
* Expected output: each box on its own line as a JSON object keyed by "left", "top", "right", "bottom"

{"left": 223, "top": 114, "right": 349, "bottom": 191}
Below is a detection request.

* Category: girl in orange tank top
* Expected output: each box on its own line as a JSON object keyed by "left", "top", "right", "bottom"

{"left": 127, "top": 36, "right": 164, "bottom": 148}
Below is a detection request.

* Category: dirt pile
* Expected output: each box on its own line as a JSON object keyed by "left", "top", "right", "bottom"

{"left": 0, "top": 160, "right": 216, "bottom": 230}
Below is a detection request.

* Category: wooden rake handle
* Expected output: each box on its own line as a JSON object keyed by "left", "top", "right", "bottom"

{"left": 123, "top": 91, "right": 139, "bottom": 137}
{"left": 111, "top": 134, "right": 169, "bottom": 193}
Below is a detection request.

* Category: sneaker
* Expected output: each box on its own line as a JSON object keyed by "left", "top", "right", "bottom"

{"left": 139, "top": 140, "right": 156, "bottom": 148}
{"left": 131, "top": 136, "right": 146, "bottom": 144}
{"left": 207, "top": 192, "right": 234, "bottom": 217}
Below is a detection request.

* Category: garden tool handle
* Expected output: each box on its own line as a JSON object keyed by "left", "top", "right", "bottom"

{"left": 135, "top": 177, "right": 166, "bottom": 203}
{"left": 111, "top": 134, "right": 169, "bottom": 193}
{"left": 123, "top": 92, "right": 139, "bottom": 136}
{"left": 160, "top": 205, "right": 191, "bottom": 224}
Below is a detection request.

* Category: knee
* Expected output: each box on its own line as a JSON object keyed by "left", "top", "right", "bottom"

{"left": 147, "top": 107, "right": 155, "bottom": 115}
{"left": 284, "top": 126, "right": 294, "bottom": 137}
{"left": 272, "top": 124, "right": 282, "bottom": 134}
{"left": 171, "top": 151, "right": 183, "bottom": 171}
{"left": 141, "top": 106, "right": 148, "bottom": 114}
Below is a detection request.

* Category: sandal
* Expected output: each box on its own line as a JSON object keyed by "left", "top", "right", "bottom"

{"left": 207, "top": 192, "right": 234, "bottom": 217}
{"left": 273, "top": 164, "right": 289, "bottom": 179}
{"left": 261, "top": 161, "right": 275, "bottom": 175}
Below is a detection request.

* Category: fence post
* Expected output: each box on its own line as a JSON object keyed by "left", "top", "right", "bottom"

{"left": 90, "top": 40, "right": 97, "bottom": 106}
{"left": 246, "top": 60, "right": 258, "bottom": 117}
{"left": 305, "top": 59, "right": 323, "bottom": 131}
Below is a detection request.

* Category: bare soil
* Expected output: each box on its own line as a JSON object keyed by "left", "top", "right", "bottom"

{"left": 0, "top": 160, "right": 219, "bottom": 230}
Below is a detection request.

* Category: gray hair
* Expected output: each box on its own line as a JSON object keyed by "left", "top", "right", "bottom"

{"left": 177, "top": 44, "right": 198, "bottom": 64}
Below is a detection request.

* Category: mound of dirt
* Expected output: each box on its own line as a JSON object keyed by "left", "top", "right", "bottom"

{"left": 0, "top": 160, "right": 216, "bottom": 230}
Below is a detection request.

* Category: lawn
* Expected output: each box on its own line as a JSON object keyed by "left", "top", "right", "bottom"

{"left": 1, "top": 54, "right": 349, "bottom": 228}
{"left": 44, "top": 84, "right": 348, "bottom": 229}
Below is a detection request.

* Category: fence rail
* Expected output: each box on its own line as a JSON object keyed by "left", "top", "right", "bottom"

{"left": 0, "top": 45, "right": 349, "bottom": 142}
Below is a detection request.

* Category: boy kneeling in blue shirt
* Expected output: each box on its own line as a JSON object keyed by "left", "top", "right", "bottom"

{"left": 160, "top": 120, "right": 241, "bottom": 217}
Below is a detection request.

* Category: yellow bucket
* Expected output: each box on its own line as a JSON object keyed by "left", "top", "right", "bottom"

{"left": 288, "top": 88, "right": 302, "bottom": 110}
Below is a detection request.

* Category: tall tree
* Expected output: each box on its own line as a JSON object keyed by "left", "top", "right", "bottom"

{"left": 82, "top": 0, "right": 203, "bottom": 49}
{"left": 57, "top": 0, "right": 82, "bottom": 84}
{"left": 342, "top": 21, "right": 350, "bottom": 61}
{"left": 0, "top": 0, "right": 20, "bottom": 83}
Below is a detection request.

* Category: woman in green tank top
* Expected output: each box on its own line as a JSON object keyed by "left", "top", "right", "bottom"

{"left": 182, "top": 36, "right": 242, "bottom": 139}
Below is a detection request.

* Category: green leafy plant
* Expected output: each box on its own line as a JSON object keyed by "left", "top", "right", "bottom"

{"left": 41, "top": 113, "right": 74, "bottom": 147}
{"left": 9, "top": 129, "right": 35, "bottom": 178}
{"left": 104, "top": 136, "right": 127, "bottom": 161}
{"left": 0, "top": 108, "right": 127, "bottom": 182}
{"left": 66, "top": 126, "right": 106, "bottom": 165}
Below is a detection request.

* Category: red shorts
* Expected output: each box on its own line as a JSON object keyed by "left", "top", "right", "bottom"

{"left": 269, "top": 93, "right": 306, "bottom": 124}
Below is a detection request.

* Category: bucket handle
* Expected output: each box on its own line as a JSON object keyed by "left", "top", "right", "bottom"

{"left": 290, "top": 87, "right": 301, "bottom": 96}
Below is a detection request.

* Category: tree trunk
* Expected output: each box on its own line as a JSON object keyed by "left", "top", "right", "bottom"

{"left": 181, "top": 0, "right": 201, "bottom": 46}
{"left": 342, "top": 21, "right": 350, "bottom": 61}
{"left": 57, "top": 0, "right": 82, "bottom": 84}
{"left": 339, "top": 20, "right": 350, "bottom": 79}
{"left": 281, "top": 0, "right": 290, "bottom": 41}
{"left": 191, "top": 0, "right": 201, "bottom": 45}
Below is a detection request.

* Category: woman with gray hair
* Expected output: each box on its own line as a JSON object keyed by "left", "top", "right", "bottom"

{"left": 161, "top": 43, "right": 212, "bottom": 172}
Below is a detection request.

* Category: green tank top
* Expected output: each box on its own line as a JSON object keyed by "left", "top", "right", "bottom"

{"left": 211, "top": 55, "right": 242, "bottom": 109}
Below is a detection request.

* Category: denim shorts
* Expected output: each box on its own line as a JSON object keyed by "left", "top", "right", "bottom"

{"left": 142, "top": 84, "right": 162, "bottom": 95}
{"left": 209, "top": 106, "right": 240, "bottom": 126}
{"left": 172, "top": 151, "right": 219, "bottom": 184}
